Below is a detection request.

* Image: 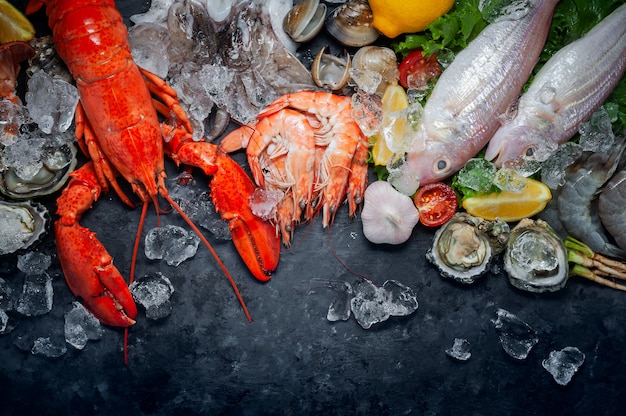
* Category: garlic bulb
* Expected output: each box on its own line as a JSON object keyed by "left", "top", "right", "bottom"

{"left": 361, "top": 181, "right": 420, "bottom": 244}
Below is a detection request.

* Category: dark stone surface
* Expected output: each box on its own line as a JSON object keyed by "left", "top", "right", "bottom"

{"left": 2, "top": 1, "right": 625, "bottom": 415}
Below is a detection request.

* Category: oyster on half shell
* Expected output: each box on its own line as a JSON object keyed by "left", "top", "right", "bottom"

{"left": 0, "top": 200, "right": 49, "bottom": 255}
{"left": 504, "top": 218, "right": 569, "bottom": 293}
{"left": 427, "top": 212, "right": 510, "bottom": 284}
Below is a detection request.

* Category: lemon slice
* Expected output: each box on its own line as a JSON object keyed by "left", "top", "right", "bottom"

{"left": 370, "top": 84, "right": 410, "bottom": 165}
{"left": 370, "top": 134, "right": 393, "bottom": 166}
{"left": 462, "top": 178, "right": 552, "bottom": 222}
{"left": 0, "top": 0, "right": 35, "bottom": 43}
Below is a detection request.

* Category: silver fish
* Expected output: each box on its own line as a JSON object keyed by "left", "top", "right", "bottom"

{"left": 391, "top": 0, "right": 558, "bottom": 194}
{"left": 486, "top": 4, "right": 626, "bottom": 168}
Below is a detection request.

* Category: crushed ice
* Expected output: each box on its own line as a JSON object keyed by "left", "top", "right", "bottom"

{"left": 542, "top": 346, "right": 585, "bottom": 386}
{"left": 16, "top": 273, "right": 53, "bottom": 317}
{"left": 492, "top": 308, "right": 538, "bottom": 360}
{"left": 25, "top": 71, "right": 79, "bottom": 135}
{"left": 144, "top": 224, "right": 200, "bottom": 266}
{"left": 64, "top": 301, "right": 104, "bottom": 350}
{"left": 130, "top": 272, "right": 175, "bottom": 320}
{"left": 446, "top": 338, "right": 472, "bottom": 361}
{"left": 327, "top": 279, "right": 418, "bottom": 329}
{"left": 32, "top": 336, "right": 67, "bottom": 358}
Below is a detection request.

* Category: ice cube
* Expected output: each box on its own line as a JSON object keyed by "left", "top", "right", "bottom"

{"left": 25, "top": 71, "right": 79, "bottom": 134}
{"left": 144, "top": 225, "right": 200, "bottom": 266}
{"left": 350, "top": 91, "right": 382, "bottom": 137}
{"left": 350, "top": 279, "right": 389, "bottom": 329}
{"left": 128, "top": 23, "right": 171, "bottom": 79}
{"left": 1, "top": 309, "right": 16, "bottom": 335}
{"left": 578, "top": 107, "right": 614, "bottom": 153}
{"left": 456, "top": 158, "right": 497, "bottom": 192}
{"left": 64, "top": 301, "right": 104, "bottom": 350}
{"left": 249, "top": 188, "right": 283, "bottom": 221}
{"left": 540, "top": 142, "right": 582, "bottom": 190}
{"left": 382, "top": 280, "right": 418, "bottom": 317}
{"left": 349, "top": 67, "right": 382, "bottom": 95}
{"left": 129, "top": 272, "right": 175, "bottom": 320}
{"left": 492, "top": 308, "right": 538, "bottom": 360}
{"left": 0, "top": 277, "right": 13, "bottom": 311}
{"left": 16, "top": 273, "right": 53, "bottom": 317}
{"left": 327, "top": 281, "right": 353, "bottom": 322}
{"left": 542, "top": 346, "right": 585, "bottom": 386}
{"left": 446, "top": 338, "right": 472, "bottom": 361}
{"left": 32, "top": 336, "right": 67, "bottom": 358}
{"left": 17, "top": 252, "right": 52, "bottom": 276}
{"left": 350, "top": 278, "right": 419, "bottom": 329}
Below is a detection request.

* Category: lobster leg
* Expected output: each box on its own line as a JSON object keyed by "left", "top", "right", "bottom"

{"left": 55, "top": 161, "right": 137, "bottom": 327}
{"left": 164, "top": 128, "right": 281, "bottom": 281}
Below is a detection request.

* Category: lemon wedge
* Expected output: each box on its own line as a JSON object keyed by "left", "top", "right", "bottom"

{"left": 0, "top": 0, "right": 35, "bottom": 43}
{"left": 370, "top": 84, "right": 410, "bottom": 165}
{"left": 462, "top": 178, "right": 552, "bottom": 222}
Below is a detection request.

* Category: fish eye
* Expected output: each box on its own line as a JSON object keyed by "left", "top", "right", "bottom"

{"left": 524, "top": 146, "right": 535, "bottom": 157}
{"left": 433, "top": 157, "right": 451, "bottom": 175}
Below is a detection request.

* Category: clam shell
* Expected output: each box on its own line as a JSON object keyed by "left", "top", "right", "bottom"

{"left": 326, "top": 0, "right": 379, "bottom": 47}
{"left": 0, "top": 200, "right": 49, "bottom": 255}
{"left": 311, "top": 46, "right": 351, "bottom": 90}
{"left": 283, "top": 0, "right": 327, "bottom": 43}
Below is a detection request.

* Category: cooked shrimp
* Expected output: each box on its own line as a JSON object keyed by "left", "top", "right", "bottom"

{"left": 261, "top": 91, "right": 366, "bottom": 226}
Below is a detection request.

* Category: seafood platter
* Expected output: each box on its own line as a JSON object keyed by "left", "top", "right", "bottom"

{"left": 1, "top": 0, "right": 626, "bottom": 414}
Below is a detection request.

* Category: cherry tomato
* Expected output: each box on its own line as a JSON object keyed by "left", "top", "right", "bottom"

{"left": 413, "top": 182, "right": 458, "bottom": 227}
{"left": 398, "top": 49, "right": 441, "bottom": 90}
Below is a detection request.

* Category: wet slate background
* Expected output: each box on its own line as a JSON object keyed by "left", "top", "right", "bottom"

{"left": 2, "top": 1, "right": 626, "bottom": 415}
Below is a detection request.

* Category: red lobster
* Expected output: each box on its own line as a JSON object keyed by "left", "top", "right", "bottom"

{"left": 26, "top": 0, "right": 280, "bottom": 347}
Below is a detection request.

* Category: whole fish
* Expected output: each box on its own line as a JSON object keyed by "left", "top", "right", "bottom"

{"left": 486, "top": 4, "right": 626, "bottom": 168}
{"left": 391, "top": 0, "right": 558, "bottom": 194}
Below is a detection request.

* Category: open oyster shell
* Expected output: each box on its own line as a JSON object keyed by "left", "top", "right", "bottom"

{"left": 0, "top": 200, "right": 49, "bottom": 255}
{"left": 427, "top": 212, "right": 510, "bottom": 284}
{"left": 504, "top": 218, "right": 569, "bottom": 293}
{"left": 0, "top": 142, "right": 77, "bottom": 200}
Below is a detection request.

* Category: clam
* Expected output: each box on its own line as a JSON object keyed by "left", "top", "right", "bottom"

{"left": 351, "top": 46, "right": 400, "bottom": 96}
{"left": 427, "top": 212, "right": 510, "bottom": 284}
{"left": 326, "top": 0, "right": 379, "bottom": 47}
{"left": 0, "top": 142, "right": 78, "bottom": 200}
{"left": 311, "top": 46, "right": 351, "bottom": 90}
{"left": 504, "top": 218, "right": 569, "bottom": 293}
{"left": 283, "top": 0, "right": 327, "bottom": 43}
{"left": 0, "top": 200, "right": 49, "bottom": 255}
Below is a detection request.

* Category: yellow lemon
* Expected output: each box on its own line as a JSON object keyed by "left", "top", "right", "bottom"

{"left": 369, "top": 0, "right": 455, "bottom": 39}
{"left": 371, "top": 84, "right": 410, "bottom": 165}
{"left": 462, "top": 178, "right": 552, "bottom": 222}
{"left": 0, "top": 0, "right": 35, "bottom": 43}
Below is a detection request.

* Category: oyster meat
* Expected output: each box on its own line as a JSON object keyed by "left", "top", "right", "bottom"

{"left": 427, "top": 212, "right": 510, "bottom": 284}
{"left": 504, "top": 218, "right": 569, "bottom": 292}
{"left": 0, "top": 200, "right": 49, "bottom": 255}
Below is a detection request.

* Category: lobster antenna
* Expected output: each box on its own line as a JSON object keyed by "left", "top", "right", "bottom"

{"left": 164, "top": 194, "right": 252, "bottom": 322}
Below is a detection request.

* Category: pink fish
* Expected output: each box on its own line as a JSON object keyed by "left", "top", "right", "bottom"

{"left": 485, "top": 4, "right": 626, "bottom": 168}
{"left": 391, "top": 0, "right": 558, "bottom": 194}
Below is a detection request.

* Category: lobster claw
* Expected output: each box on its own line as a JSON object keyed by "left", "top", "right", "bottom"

{"left": 165, "top": 137, "right": 281, "bottom": 281}
{"left": 55, "top": 163, "right": 137, "bottom": 327}
{"left": 213, "top": 152, "right": 281, "bottom": 281}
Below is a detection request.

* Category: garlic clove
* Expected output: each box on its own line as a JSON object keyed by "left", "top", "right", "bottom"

{"left": 361, "top": 181, "right": 419, "bottom": 245}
